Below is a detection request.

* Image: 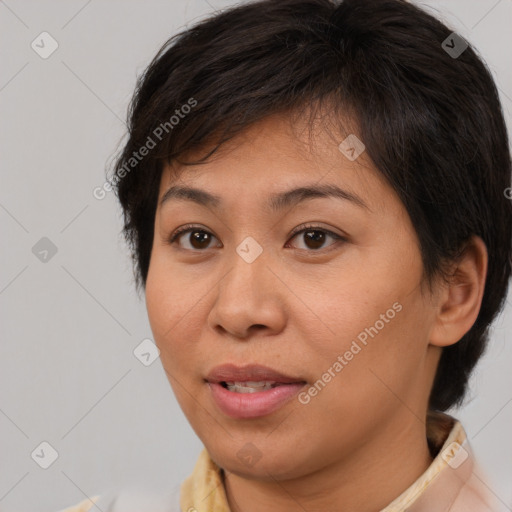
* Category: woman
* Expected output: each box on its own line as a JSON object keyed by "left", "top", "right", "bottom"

{"left": 61, "top": 0, "right": 512, "bottom": 510}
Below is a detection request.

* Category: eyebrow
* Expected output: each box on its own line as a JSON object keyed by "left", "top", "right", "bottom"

{"left": 159, "top": 183, "right": 369, "bottom": 212}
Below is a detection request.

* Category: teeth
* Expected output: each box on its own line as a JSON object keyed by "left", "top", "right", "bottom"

{"left": 224, "top": 381, "right": 277, "bottom": 393}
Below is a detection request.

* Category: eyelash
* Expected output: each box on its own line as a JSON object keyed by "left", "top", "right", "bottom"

{"left": 168, "top": 223, "right": 346, "bottom": 252}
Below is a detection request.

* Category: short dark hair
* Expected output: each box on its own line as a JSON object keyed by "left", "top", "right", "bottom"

{"left": 111, "top": 0, "right": 512, "bottom": 411}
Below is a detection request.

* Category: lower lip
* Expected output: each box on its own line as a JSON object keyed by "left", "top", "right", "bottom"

{"left": 208, "top": 382, "right": 306, "bottom": 419}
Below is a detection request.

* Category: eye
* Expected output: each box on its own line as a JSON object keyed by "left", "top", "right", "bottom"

{"left": 168, "top": 223, "right": 346, "bottom": 252}
{"left": 286, "top": 223, "right": 346, "bottom": 251}
{"left": 168, "top": 224, "right": 221, "bottom": 251}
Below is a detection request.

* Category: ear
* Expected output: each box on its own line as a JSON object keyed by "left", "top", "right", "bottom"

{"left": 429, "top": 235, "right": 488, "bottom": 348}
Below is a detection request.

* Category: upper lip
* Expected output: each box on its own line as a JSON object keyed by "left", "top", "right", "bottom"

{"left": 206, "top": 364, "right": 305, "bottom": 384}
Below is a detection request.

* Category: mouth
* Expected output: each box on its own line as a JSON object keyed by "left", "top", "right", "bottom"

{"left": 205, "top": 364, "right": 307, "bottom": 419}
{"left": 219, "top": 381, "right": 288, "bottom": 393}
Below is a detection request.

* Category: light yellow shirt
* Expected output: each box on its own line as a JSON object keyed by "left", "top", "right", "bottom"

{"left": 59, "top": 412, "right": 510, "bottom": 511}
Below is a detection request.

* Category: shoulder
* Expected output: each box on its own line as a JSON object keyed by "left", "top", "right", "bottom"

{"left": 56, "top": 495, "right": 101, "bottom": 512}
{"left": 451, "top": 472, "right": 511, "bottom": 512}
{"left": 55, "top": 484, "right": 182, "bottom": 512}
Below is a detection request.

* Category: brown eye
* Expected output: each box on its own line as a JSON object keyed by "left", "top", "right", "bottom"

{"left": 169, "top": 226, "right": 219, "bottom": 250}
{"left": 288, "top": 225, "right": 345, "bottom": 251}
{"left": 302, "top": 230, "right": 327, "bottom": 250}
{"left": 187, "top": 230, "right": 213, "bottom": 250}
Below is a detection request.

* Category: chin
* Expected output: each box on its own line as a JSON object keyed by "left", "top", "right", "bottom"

{"left": 206, "top": 436, "right": 317, "bottom": 481}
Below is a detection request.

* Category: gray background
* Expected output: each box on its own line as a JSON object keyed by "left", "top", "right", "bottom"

{"left": 0, "top": 1, "right": 511, "bottom": 511}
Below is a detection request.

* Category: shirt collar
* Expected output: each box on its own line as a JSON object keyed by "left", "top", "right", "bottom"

{"left": 383, "top": 411, "right": 471, "bottom": 511}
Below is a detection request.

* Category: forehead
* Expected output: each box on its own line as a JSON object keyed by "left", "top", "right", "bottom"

{"left": 157, "top": 113, "right": 395, "bottom": 215}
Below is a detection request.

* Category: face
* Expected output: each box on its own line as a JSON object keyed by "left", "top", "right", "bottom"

{"left": 145, "top": 113, "right": 442, "bottom": 481}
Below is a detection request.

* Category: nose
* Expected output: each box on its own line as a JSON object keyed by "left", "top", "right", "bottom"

{"left": 207, "top": 244, "right": 287, "bottom": 340}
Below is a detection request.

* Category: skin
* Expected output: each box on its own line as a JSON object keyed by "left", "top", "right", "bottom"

{"left": 145, "top": 113, "right": 487, "bottom": 512}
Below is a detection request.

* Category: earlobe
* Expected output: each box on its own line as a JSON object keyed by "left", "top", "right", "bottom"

{"left": 429, "top": 235, "right": 488, "bottom": 348}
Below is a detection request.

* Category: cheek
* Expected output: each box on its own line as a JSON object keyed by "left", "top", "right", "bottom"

{"left": 145, "top": 248, "right": 195, "bottom": 335}
{"left": 145, "top": 265, "right": 205, "bottom": 418}
{"left": 145, "top": 255, "right": 208, "bottom": 370}
{"left": 336, "top": 291, "right": 433, "bottom": 410}
{"left": 145, "top": 259, "right": 171, "bottom": 338}
{"left": 304, "top": 249, "right": 429, "bottom": 389}
{"left": 145, "top": 257, "right": 185, "bottom": 365}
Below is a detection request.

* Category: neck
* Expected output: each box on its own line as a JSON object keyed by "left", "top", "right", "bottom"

{"left": 224, "top": 413, "right": 433, "bottom": 512}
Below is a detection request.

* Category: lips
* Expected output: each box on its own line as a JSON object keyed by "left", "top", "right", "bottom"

{"left": 205, "top": 364, "right": 307, "bottom": 419}
{"left": 205, "top": 363, "right": 305, "bottom": 385}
